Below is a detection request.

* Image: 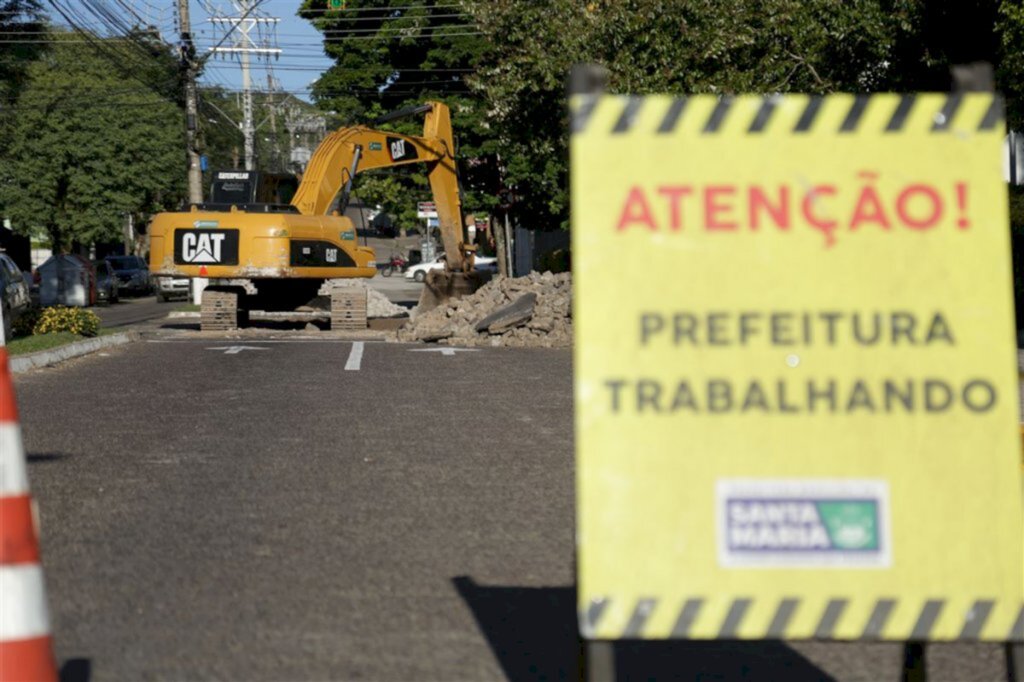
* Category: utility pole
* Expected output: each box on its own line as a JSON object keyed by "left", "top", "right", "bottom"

{"left": 240, "top": 17, "right": 253, "bottom": 169}
{"left": 210, "top": 1, "right": 281, "bottom": 170}
{"left": 177, "top": 0, "right": 203, "bottom": 204}
{"left": 267, "top": 74, "right": 281, "bottom": 171}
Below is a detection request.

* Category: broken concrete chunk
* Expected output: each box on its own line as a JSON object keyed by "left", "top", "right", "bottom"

{"left": 401, "top": 272, "right": 572, "bottom": 348}
{"left": 474, "top": 292, "right": 537, "bottom": 334}
{"left": 527, "top": 316, "right": 555, "bottom": 333}
{"left": 414, "top": 321, "right": 455, "bottom": 342}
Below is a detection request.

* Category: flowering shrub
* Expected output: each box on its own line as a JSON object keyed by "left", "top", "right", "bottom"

{"left": 32, "top": 306, "right": 100, "bottom": 337}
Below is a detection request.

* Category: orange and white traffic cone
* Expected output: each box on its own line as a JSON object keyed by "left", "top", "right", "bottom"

{"left": 0, "top": 347, "right": 57, "bottom": 682}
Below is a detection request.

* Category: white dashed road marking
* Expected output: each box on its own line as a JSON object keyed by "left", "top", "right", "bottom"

{"left": 206, "top": 346, "right": 269, "bottom": 355}
{"left": 408, "top": 348, "right": 479, "bottom": 357}
{"left": 345, "top": 342, "right": 364, "bottom": 371}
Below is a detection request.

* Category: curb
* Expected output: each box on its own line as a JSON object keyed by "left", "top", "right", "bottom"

{"left": 10, "top": 331, "right": 137, "bottom": 373}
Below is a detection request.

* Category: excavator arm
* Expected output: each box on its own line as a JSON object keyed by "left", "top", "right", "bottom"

{"left": 290, "top": 101, "right": 472, "bottom": 274}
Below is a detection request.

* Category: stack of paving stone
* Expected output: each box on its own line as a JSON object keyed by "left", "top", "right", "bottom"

{"left": 398, "top": 271, "right": 572, "bottom": 348}
{"left": 319, "top": 279, "right": 408, "bottom": 319}
{"left": 201, "top": 290, "right": 246, "bottom": 331}
{"left": 330, "top": 288, "right": 368, "bottom": 330}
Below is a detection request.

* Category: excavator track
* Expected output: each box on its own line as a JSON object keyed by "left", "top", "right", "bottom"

{"left": 201, "top": 289, "right": 248, "bottom": 332}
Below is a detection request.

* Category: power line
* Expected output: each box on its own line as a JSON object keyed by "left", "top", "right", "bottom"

{"left": 204, "top": 0, "right": 281, "bottom": 169}
{"left": 42, "top": 1, "right": 181, "bottom": 103}
{"left": 205, "top": 11, "right": 472, "bottom": 26}
{"left": 298, "top": 3, "right": 468, "bottom": 13}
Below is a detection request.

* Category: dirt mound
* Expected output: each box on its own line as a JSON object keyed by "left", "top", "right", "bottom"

{"left": 398, "top": 271, "right": 572, "bottom": 347}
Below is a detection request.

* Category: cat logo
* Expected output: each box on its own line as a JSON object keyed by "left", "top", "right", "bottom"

{"left": 386, "top": 135, "right": 418, "bottom": 162}
{"left": 182, "top": 232, "right": 226, "bottom": 263}
{"left": 174, "top": 228, "right": 239, "bottom": 266}
{"left": 390, "top": 139, "right": 406, "bottom": 160}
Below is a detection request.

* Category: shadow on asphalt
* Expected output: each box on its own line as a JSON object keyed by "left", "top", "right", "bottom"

{"left": 26, "top": 453, "right": 67, "bottom": 464}
{"left": 59, "top": 658, "right": 90, "bottom": 682}
{"left": 157, "top": 318, "right": 409, "bottom": 332}
{"left": 453, "top": 576, "right": 836, "bottom": 681}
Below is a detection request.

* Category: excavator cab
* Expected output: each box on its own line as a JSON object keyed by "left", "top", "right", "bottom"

{"left": 206, "top": 170, "right": 299, "bottom": 210}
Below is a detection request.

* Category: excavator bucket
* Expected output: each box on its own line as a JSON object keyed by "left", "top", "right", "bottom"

{"left": 417, "top": 270, "right": 484, "bottom": 313}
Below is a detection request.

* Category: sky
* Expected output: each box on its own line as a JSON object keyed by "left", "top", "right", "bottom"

{"left": 187, "top": 1, "right": 334, "bottom": 103}
{"left": 188, "top": 1, "right": 334, "bottom": 103}
{"left": 89, "top": 1, "right": 332, "bottom": 103}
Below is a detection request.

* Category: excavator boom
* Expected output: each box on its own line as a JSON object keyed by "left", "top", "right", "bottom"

{"left": 291, "top": 101, "right": 469, "bottom": 274}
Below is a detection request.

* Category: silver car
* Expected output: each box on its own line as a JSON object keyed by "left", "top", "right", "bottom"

{"left": 154, "top": 275, "right": 190, "bottom": 303}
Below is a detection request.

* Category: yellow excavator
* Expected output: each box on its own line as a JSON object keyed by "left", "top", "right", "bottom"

{"left": 148, "top": 101, "right": 481, "bottom": 331}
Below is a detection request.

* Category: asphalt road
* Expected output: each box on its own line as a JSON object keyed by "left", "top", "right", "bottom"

{"left": 10, "top": 339, "right": 1014, "bottom": 681}
{"left": 91, "top": 275, "right": 421, "bottom": 332}
{"left": 364, "top": 272, "right": 423, "bottom": 308}
{"left": 92, "top": 295, "right": 175, "bottom": 329}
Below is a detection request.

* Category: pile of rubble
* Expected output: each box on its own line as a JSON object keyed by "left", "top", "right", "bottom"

{"left": 398, "top": 271, "right": 572, "bottom": 347}
{"left": 319, "top": 279, "right": 409, "bottom": 318}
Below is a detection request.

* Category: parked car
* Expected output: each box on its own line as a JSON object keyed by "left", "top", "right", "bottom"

{"left": 0, "top": 251, "right": 31, "bottom": 342}
{"left": 405, "top": 254, "right": 446, "bottom": 283}
{"left": 106, "top": 255, "right": 151, "bottom": 295}
{"left": 404, "top": 253, "right": 499, "bottom": 282}
{"left": 92, "top": 260, "right": 119, "bottom": 304}
{"left": 473, "top": 254, "right": 498, "bottom": 274}
{"left": 154, "top": 275, "right": 190, "bottom": 303}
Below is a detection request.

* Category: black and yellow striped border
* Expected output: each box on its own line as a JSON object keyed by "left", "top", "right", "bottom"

{"left": 580, "top": 597, "right": 1024, "bottom": 641}
{"left": 571, "top": 93, "right": 1003, "bottom": 136}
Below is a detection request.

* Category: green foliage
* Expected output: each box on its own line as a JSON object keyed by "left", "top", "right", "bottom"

{"left": 11, "top": 306, "right": 40, "bottom": 338}
{"left": 998, "top": 0, "right": 1024, "bottom": 130}
{"left": 195, "top": 85, "right": 311, "bottom": 174}
{"left": 298, "top": 0, "right": 499, "bottom": 227}
{"left": 0, "top": 0, "right": 47, "bottom": 106}
{"left": 196, "top": 85, "right": 245, "bottom": 172}
{"left": 303, "top": 1, "right": 1024, "bottom": 232}
{"left": 0, "top": 0, "right": 47, "bottom": 174}
{"left": 6, "top": 331, "right": 82, "bottom": 356}
{"left": 1010, "top": 186, "right": 1024, "bottom": 234}
{"left": 32, "top": 306, "right": 100, "bottom": 337}
{"left": 463, "top": 0, "right": 1024, "bottom": 230}
{"left": 0, "top": 32, "right": 186, "bottom": 250}
{"left": 538, "top": 248, "right": 571, "bottom": 274}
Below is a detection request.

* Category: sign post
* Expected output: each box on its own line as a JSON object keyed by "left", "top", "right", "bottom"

{"left": 572, "top": 93, "right": 1023, "bottom": 648}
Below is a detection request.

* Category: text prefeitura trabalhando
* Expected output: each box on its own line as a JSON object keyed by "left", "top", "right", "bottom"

{"left": 602, "top": 310, "right": 998, "bottom": 415}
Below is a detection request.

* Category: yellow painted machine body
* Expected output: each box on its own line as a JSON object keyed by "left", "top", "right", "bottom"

{"left": 149, "top": 206, "right": 376, "bottom": 280}
{"left": 150, "top": 101, "right": 467, "bottom": 279}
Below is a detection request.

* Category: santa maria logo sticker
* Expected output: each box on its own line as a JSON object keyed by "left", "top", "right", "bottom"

{"left": 717, "top": 479, "right": 889, "bottom": 568}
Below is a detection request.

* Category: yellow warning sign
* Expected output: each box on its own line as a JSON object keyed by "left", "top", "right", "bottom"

{"left": 572, "top": 93, "right": 1024, "bottom": 642}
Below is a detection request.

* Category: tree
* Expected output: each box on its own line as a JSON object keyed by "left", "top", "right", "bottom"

{"left": 996, "top": 0, "right": 1024, "bottom": 131}
{"left": 195, "top": 85, "right": 324, "bottom": 176}
{"left": 298, "top": 0, "right": 499, "bottom": 230}
{"left": 0, "top": 0, "right": 47, "bottom": 106}
{"left": 464, "top": 0, "right": 1024, "bottom": 230}
{"left": 0, "top": 33, "right": 186, "bottom": 252}
{"left": 0, "top": 0, "right": 47, "bottom": 171}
